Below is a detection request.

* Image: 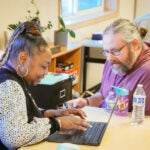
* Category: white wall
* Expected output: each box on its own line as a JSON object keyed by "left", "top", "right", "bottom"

{"left": 135, "top": 0, "right": 150, "bottom": 18}
{"left": 0, "top": 0, "right": 58, "bottom": 49}
{"left": 0, "top": 0, "right": 135, "bottom": 50}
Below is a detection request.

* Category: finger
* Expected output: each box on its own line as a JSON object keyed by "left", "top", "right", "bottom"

{"left": 62, "top": 109, "right": 74, "bottom": 115}
{"left": 63, "top": 109, "right": 86, "bottom": 119}
{"left": 77, "top": 109, "right": 87, "bottom": 118}
{"left": 72, "top": 109, "right": 87, "bottom": 119}
{"left": 73, "top": 121, "right": 92, "bottom": 131}
{"left": 73, "top": 125, "right": 88, "bottom": 131}
{"left": 62, "top": 109, "right": 87, "bottom": 120}
{"left": 75, "top": 119, "right": 92, "bottom": 128}
{"left": 82, "top": 121, "right": 92, "bottom": 128}
{"left": 74, "top": 109, "right": 87, "bottom": 119}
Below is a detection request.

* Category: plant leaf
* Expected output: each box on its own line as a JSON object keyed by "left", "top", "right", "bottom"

{"left": 58, "top": 16, "right": 66, "bottom": 29}
{"left": 69, "top": 30, "right": 76, "bottom": 38}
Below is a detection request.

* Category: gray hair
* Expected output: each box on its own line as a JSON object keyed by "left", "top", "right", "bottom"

{"left": 0, "top": 21, "right": 49, "bottom": 66}
{"left": 103, "top": 18, "right": 147, "bottom": 44}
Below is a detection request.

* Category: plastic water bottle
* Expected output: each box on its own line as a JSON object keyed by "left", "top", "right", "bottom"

{"left": 131, "top": 84, "right": 146, "bottom": 125}
{"left": 105, "top": 91, "right": 116, "bottom": 113}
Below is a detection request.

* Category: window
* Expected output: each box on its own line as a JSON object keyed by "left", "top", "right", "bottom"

{"left": 61, "top": 0, "right": 103, "bottom": 18}
{"left": 60, "top": 0, "right": 119, "bottom": 28}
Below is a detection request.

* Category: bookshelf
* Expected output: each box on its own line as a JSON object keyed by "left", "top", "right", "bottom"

{"left": 48, "top": 43, "right": 82, "bottom": 92}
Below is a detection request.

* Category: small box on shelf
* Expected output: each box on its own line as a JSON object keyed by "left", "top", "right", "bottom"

{"left": 56, "top": 62, "right": 74, "bottom": 71}
{"left": 56, "top": 66, "right": 78, "bottom": 86}
{"left": 50, "top": 45, "right": 61, "bottom": 54}
{"left": 56, "top": 67, "right": 77, "bottom": 77}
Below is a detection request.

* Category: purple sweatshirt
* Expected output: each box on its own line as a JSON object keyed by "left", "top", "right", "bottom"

{"left": 99, "top": 43, "right": 150, "bottom": 115}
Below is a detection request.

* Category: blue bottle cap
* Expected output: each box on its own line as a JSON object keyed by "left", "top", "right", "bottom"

{"left": 57, "top": 143, "right": 80, "bottom": 150}
{"left": 112, "top": 86, "right": 129, "bottom": 96}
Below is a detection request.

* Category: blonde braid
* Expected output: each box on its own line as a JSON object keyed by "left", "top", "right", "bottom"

{"left": 0, "top": 23, "right": 25, "bottom": 67}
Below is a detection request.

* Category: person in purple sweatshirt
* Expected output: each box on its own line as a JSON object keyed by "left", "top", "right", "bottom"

{"left": 68, "top": 18, "right": 150, "bottom": 115}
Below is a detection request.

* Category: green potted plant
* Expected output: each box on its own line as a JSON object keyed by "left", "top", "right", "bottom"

{"left": 7, "top": 0, "right": 52, "bottom": 32}
{"left": 54, "top": 16, "right": 76, "bottom": 46}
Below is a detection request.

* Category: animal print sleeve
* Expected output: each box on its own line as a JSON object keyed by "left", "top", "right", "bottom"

{"left": 0, "top": 80, "right": 51, "bottom": 149}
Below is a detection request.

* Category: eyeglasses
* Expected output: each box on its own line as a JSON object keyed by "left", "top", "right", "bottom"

{"left": 102, "top": 43, "right": 129, "bottom": 57}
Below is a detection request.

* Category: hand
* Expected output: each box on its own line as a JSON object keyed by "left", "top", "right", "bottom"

{"left": 58, "top": 108, "right": 87, "bottom": 119}
{"left": 43, "top": 108, "right": 87, "bottom": 119}
{"left": 56, "top": 115, "right": 92, "bottom": 131}
{"left": 67, "top": 98, "right": 88, "bottom": 108}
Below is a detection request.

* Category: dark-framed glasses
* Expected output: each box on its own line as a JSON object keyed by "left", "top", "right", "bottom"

{"left": 102, "top": 43, "right": 129, "bottom": 57}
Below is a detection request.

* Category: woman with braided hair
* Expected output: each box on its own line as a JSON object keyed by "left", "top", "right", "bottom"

{"left": 0, "top": 21, "right": 91, "bottom": 150}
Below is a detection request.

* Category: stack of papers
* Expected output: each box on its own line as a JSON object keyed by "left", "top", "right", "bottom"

{"left": 39, "top": 72, "right": 71, "bottom": 85}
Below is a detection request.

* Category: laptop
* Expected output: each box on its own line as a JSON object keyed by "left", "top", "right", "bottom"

{"left": 47, "top": 104, "right": 116, "bottom": 146}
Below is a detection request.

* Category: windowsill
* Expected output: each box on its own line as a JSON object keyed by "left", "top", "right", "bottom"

{"left": 65, "top": 10, "right": 119, "bottom": 29}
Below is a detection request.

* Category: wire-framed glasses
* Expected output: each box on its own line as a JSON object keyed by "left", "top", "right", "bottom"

{"left": 102, "top": 43, "right": 129, "bottom": 57}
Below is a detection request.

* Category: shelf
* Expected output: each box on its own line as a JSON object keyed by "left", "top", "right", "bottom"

{"left": 48, "top": 44, "right": 82, "bottom": 92}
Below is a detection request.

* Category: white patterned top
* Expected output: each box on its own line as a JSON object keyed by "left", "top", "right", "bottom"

{"left": 0, "top": 80, "right": 51, "bottom": 150}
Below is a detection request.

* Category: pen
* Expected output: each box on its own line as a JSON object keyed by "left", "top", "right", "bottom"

{"left": 63, "top": 102, "right": 75, "bottom": 109}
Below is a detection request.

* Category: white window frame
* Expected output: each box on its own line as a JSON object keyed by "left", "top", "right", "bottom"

{"left": 59, "top": 0, "right": 119, "bottom": 29}
{"left": 61, "top": 0, "right": 104, "bottom": 19}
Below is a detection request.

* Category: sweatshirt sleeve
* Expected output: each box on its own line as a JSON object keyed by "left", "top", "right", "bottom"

{"left": 0, "top": 80, "right": 52, "bottom": 149}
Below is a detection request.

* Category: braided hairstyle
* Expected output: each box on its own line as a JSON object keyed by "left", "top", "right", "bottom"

{"left": 0, "top": 21, "right": 49, "bottom": 67}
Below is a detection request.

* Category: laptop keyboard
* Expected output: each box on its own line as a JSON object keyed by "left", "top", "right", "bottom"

{"left": 71, "top": 121, "right": 107, "bottom": 145}
{"left": 47, "top": 121, "right": 107, "bottom": 146}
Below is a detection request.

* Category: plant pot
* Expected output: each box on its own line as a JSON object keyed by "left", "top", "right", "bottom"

{"left": 54, "top": 30, "right": 68, "bottom": 46}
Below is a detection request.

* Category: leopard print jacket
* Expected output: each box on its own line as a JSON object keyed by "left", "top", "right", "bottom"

{"left": 0, "top": 67, "right": 52, "bottom": 150}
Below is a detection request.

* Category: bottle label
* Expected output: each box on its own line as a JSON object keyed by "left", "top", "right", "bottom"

{"left": 105, "top": 99, "right": 116, "bottom": 113}
{"left": 115, "top": 96, "right": 129, "bottom": 116}
{"left": 133, "top": 96, "right": 146, "bottom": 105}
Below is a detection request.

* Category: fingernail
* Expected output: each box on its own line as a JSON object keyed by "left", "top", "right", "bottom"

{"left": 89, "top": 125, "right": 92, "bottom": 128}
{"left": 84, "top": 128, "right": 87, "bottom": 131}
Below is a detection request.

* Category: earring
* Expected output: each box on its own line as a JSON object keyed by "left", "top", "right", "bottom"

{"left": 17, "top": 64, "right": 28, "bottom": 77}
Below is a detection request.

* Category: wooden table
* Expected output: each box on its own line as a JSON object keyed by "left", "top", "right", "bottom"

{"left": 19, "top": 106, "right": 150, "bottom": 150}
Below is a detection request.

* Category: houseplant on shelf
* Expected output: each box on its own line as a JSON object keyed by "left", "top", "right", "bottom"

{"left": 54, "top": 16, "right": 76, "bottom": 46}
{"left": 7, "top": 0, "right": 52, "bottom": 33}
